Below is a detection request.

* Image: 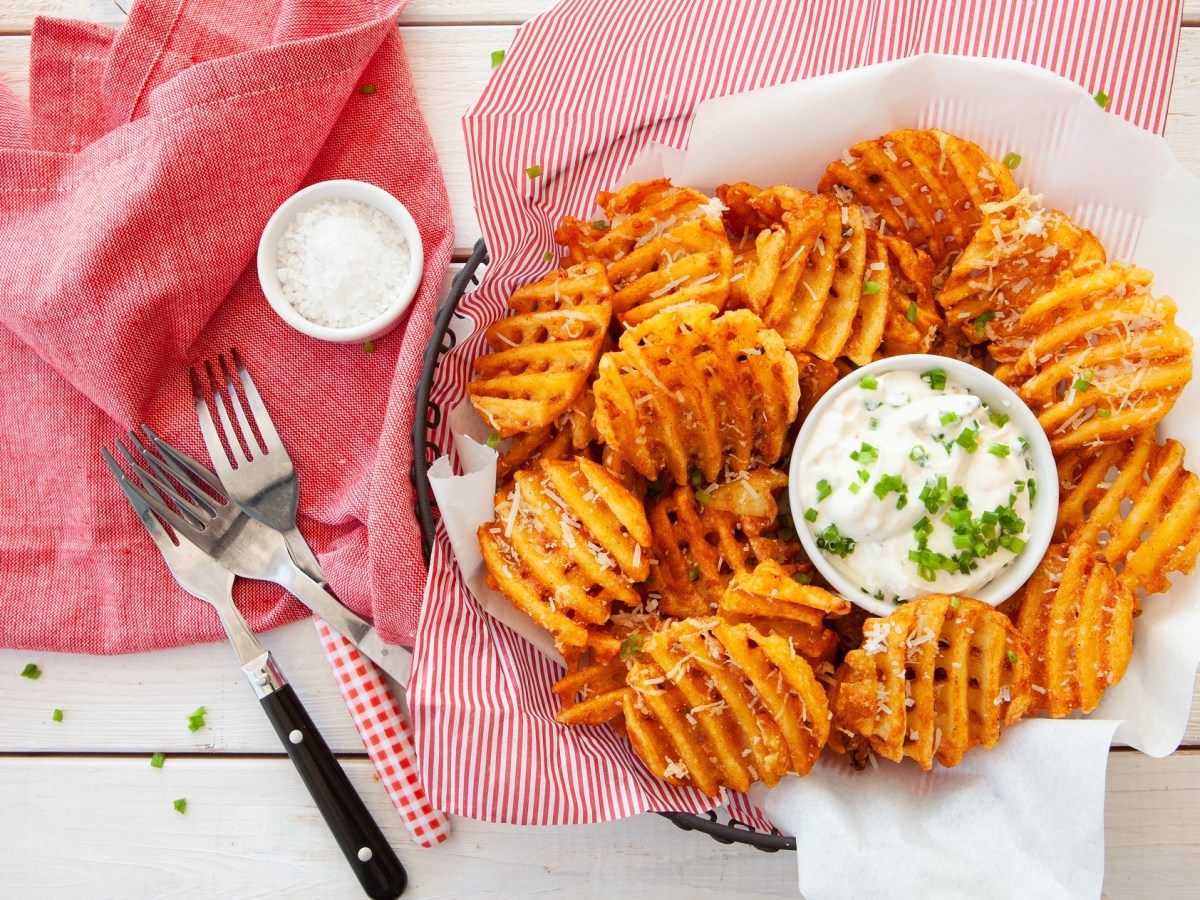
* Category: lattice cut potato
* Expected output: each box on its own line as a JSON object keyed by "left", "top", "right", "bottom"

{"left": 623, "top": 617, "right": 830, "bottom": 796}
{"left": 592, "top": 303, "right": 799, "bottom": 484}
{"left": 719, "top": 182, "right": 941, "bottom": 364}
{"left": 646, "top": 473, "right": 799, "bottom": 619}
{"left": 717, "top": 561, "right": 850, "bottom": 666}
{"left": 819, "top": 128, "right": 1018, "bottom": 270}
{"left": 467, "top": 263, "right": 612, "bottom": 437}
{"left": 994, "top": 264, "right": 1192, "bottom": 451}
{"left": 937, "top": 191, "right": 1106, "bottom": 351}
{"left": 495, "top": 392, "right": 597, "bottom": 482}
{"left": 828, "top": 595, "right": 1034, "bottom": 770}
{"left": 1056, "top": 430, "right": 1200, "bottom": 595}
{"left": 1014, "top": 542, "right": 1136, "bottom": 717}
{"left": 478, "top": 457, "right": 651, "bottom": 651}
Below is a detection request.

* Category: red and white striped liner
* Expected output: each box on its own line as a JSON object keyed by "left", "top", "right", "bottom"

{"left": 316, "top": 618, "right": 450, "bottom": 847}
{"left": 410, "top": 0, "right": 1183, "bottom": 827}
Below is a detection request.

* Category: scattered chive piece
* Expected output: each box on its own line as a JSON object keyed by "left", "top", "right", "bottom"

{"left": 542, "top": 250, "right": 554, "bottom": 263}
{"left": 694, "top": 489, "right": 711, "bottom": 505}
{"left": 1094, "top": 89, "right": 1110, "bottom": 108}
{"left": 792, "top": 572, "right": 812, "bottom": 585}
{"left": 20, "top": 663, "right": 41, "bottom": 680}
{"left": 849, "top": 482, "right": 862, "bottom": 494}
{"left": 358, "top": 84, "right": 377, "bottom": 95}
{"left": 857, "top": 468, "right": 871, "bottom": 483}
{"left": 1006, "top": 649, "right": 1019, "bottom": 666}
{"left": 989, "top": 412, "right": 1009, "bottom": 427}
{"left": 486, "top": 431, "right": 501, "bottom": 449}
{"left": 974, "top": 310, "right": 995, "bottom": 336}
{"left": 988, "top": 443, "right": 1011, "bottom": 457}
{"left": 841, "top": 227, "right": 852, "bottom": 238}
{"left": 906, "top": 300, "right": 917, "bottom": 324}
{"left": 955, "top": 426, "right": 980, "bottom": 454}
{"left": 949, "top": 597, "right": 961, "bottom": 609}
{"left": 689, "top": 467, "right": 703, "bottom": 489}
{"left": 1002, "top": 151, "right": 1022, "bottom": 169}
{"left": 909, "top": 446, "right": 927, "bottom": 464}
{"left": 151, "top": 752, "right": 165, "bottom": 769}
{"left": 815, "top": 524, "right": 856, "bottom": 558}
{"left": 525, "top": 164, "right": 543, "bottom": 178}
{"left": 860, "top": 374, "right": 878, "bottom": 390}
{"left": 921, "top": 368, "right": 947, "bottom": 391}
{"left": 491, "top": 49, "right": 506, "bottom": 68}
{"left": 804, "top": 508, "right": 818, "bottom": 523}
{"left": 1097, "top": 408, "right": 1112, "bottom": 418}
{"left": 1072, "top": 369, "right": 1094, "bottom": 393}
{"left": 939, "top": 411, "right": 958, "bottom": 425}
{"left": 590, "top": 219, "right": 609, "bottom": 231}
{"left": 362, "top": 341, "right": 376, "bottom": 354}
{"left": 52, "top": 709, "right": 63, "bottom": 722}
{"left": 173, "top": 798, "right": 187, "bottom": 814}
{"left": 862, "top": 280, "right": 881, "bottom": 295}
{"left": 186, "top": 706, "right": 208, "bottom": 734}
{"left": 687, "top": 566, "right": 700, "bottom": 582}
{"left": 816, "top": 479, "right": 832, "bottom": 502}
{"left": 619, "top": 634, "right": 643, "bottom": 659}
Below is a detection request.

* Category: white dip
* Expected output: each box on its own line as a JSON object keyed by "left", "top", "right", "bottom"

{"left": 275, "top": 197, "right": 412, "bottom": 328}
{"left": 796, "top": 367, "right": 1035, "bottom": 606}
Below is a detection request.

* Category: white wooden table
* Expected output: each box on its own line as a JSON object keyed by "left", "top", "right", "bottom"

{"left": 2, "top": 2, "right": 1200, "bottom": 897}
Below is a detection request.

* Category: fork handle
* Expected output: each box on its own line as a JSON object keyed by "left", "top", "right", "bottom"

{"left": 261, "top": 680, "right": 408, "bottom": 899}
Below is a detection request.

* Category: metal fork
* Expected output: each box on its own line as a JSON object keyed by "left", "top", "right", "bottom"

{"left": 103, "top": 434, "right": 407, "bottom": 900}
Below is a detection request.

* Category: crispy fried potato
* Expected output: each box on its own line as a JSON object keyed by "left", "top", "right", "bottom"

{"left": 828, "top": 595, "right": 1034, "bottom": 770}
{"left": 551, "top": 612, "right": 665, "bottom": 728}
{"left": 479, "top": 457, "right": 651, "bottom": 650}
{"left": 994, "top": 264, "right": 1192, "bottom": 451}
{"left": 623, "top": 618, "right": 830, "bottom": 796}
{"left": 647, "top": 475, "right": 800, "bottom": 619}
{"left": 1056, "top": 430, "right": 1200, "bottom": 595}
{"left": 467, "top": 263, "right": 612, "bottom": 437}
{"left": 937, "top": 191, "right": 1106, "bottom": 350}
{"left": 1014, "top": 542, "right": 1135, "bottom": 716}
{"left": 819, "top": 128, "right": 1018, "bottom": 270}
{"left": 592, "top": 303, "right": 799, "bottom": 484}
{"left": 496, "top": 392, "right": 597, "bottom": 482}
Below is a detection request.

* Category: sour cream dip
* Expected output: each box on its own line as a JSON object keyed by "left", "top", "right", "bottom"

{"left": 789, "top": 355, "right": 1058, "bottom": 617}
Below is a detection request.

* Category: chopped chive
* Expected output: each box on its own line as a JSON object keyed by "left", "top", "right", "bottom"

{"left": 51, "top": 709, "right": 63, "bottom": 722}
{"left": 186, "top": 706, "right": 208, "bottom": 734}
{"left": 1072, "top": 369, "right": 1094, "bottom": 393}
{"left": 1094, "top": 89, "right": 1110, "bottom": 108}
{"left": 688, "top": 566, "right": 700, "bottom": 582}
{"left": 1097, "top": 408, "right": 1112, "bottom": 418}
{"left": 816, "top": 479, "right": 832, "bottom": 502}
{"left": 920, "top": 368, "right": 947, "bottom": 391}
{"left": 860, "top": 374, "right": 878, "bottom": 390}
{"left": 173, "top": 798, "right": 187, "bottom": 814}
{"left": 620, "top": 634, "right": 643, "bottom": 659}
{"left": 906, "top": 300, "right": 917, "bottom": 324}
{"left": 542, "top": 251, "right": 555, "bottom": 263}
{"left": 815, "top": 524, "right": 855, "bottom": 558}
{"left": 1002, "top": 151, "right": 1021, "bottom": 169}
{"left": 849, "top": 442, "right": 878, "bottom": 465}
{"left": 689, "top": 467, "right": 703, "bottom": 489}
{"left": 491, "top": 49, "right": 506, "bottom": 68}
{"left": 804, "top": 508, "right": 818, "bottom": 523}
{"left": 909, "top": 446, "right": 927, "bottom": 464}
{"left": 939, "top": 411, "right": 958, "bottom": 425}
{"left": 857, "top": 469, "right": 871, "bottom": 483}
{"left": 974, "top": 310, "right": 995, "bottom": 337}
{"left": 988, "top": 443, "right": 1011, "bottom": 457}
{"left": 486, "top": 431, "right": 501, "bottom": 449}
{"left": 151, "top": 752, "right": 165, "bottom": 769}
{"left": 989, "top": 412, "right": 1009, "bottom": 427}
{"left": 694, "top": 489, "right": 710, "bottom": 505}
{"left": 862, "top": 280, "right": 881, "bottom": 295}
{"left": 955, "top": 426, "right": 980, "bottom": 454}
{"left": 793, "top": 571, "right": 812, "bottom": 584}
{"left": 849, "top": 482, "right": 862, "bottom": 494}
{"left": 20, "top": 663, "right": 41, "bottom": 680}
{"left": 358, "top": 84, "right": 377, "bottom": 95}
{"left": 362, "top": 341, "right": 376, "bottom": 354}
{"left": 1006, "top": 649, "right": 1019, "bottom": 666}
{"left": 525, "top": 164, "right": 543, "bottom": 178}
{"left": 590, "top": 219, "right": 609, "bottom": 231}
{"left": 949, "top": 597, "right": 961, "bottom": 609}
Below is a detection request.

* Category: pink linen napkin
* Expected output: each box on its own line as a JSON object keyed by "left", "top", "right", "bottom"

{"left": 0, "top": 0, "right": 452, "bottom": 653}
{"left": 411, "top": 0, "right": 1182, "bottom": 826}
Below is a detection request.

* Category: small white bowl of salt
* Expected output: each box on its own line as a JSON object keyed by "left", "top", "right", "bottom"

{"left": 257, "top": 179, "right": 424, "bottom": 343}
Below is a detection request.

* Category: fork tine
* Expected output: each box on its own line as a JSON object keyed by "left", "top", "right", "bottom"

{"left": 230, "top": 347, "right": 285, "bottom": 454}
{"left": 190, "top": 365, "right": 238, "bottom": 478}
{"left": 102, "top": 447, "right": 178, "bottom": 554}
{"left": 218, "top": 351, "right": 264, "bottom": 459}
{"left": 206, "top": 358, "right": 249, "bottom": 468}
{"left": 126, "top": 431, "right": 219, "bottom": 522}
{"left": 141, "top": 425, "right": 226, "bottom": 499}
{"left": 116, "top": 435, "right": 211, "bottom": 534}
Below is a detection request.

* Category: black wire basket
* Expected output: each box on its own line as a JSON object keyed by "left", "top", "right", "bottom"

{"left": 410, "top": 238, "right": 796, "bottom": 853}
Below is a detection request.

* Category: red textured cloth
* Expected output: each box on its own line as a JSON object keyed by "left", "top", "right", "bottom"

{"left": 0, "top": 0, "right": 452, "bottom": 652}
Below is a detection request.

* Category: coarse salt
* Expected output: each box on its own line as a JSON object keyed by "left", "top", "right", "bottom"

{"left": 275, "top": 198, "right": 412, "bottom": 328}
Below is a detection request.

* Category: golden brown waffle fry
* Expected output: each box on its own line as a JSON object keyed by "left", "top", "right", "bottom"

{"left": 994, "top": 264, "right": 1192, "bottom": 451}
{"left": 467, "top": 264, "right": 612, "bottom": 437}
{"left": 551, "top": 611, "right": 665, "bottom": 727}
{"left": 495, "top": 392, "right": 597, "bottom": 482}
{"left": 623, "top": 618, "right": 830, "bottom": 796}
{"left": 828, "top": 595, "right": 1034, "bottom": 770}
{"left": 819, "top": 128, "right": 1018, "bottom": 270}
{"left": 1014, "top": 542, "right": 1136, "bottom": 717}
{"left": 1056, "top": 430, "right": 1200, "bottom": 595}
{"left": 479, "top": 457, "right": 651, "bottom": 651}
{"left": 938, "top": 192, "right": 1106, "bottom": 351}
{"left": 717, "top": 561, "right": 849, "bottom": 665}
{"left": 593, "top": 303, "right": 799, "bottom": 484}
{"left": 646, "top": 475, "right": 800, "bottom": 619}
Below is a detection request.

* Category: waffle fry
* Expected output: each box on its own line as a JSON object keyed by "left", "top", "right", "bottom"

{"left": 1014, "top": 542, "right": 1136, "bottom": 717}
{"left": 1056, "top": 430, "right": 1200, "bottom": 595}
{"left": 479, "top": 457, "right": 651, "bottom": 650}
{"left": 623, "top": 618, "right": 830, "bottom": 796}
{"left": 828, "top": 595, "right": 1034, "bottom": 769}
{"left": 647, "top": 476, "right": 800, "bottom": 618}
{"left": 593, "top": 303, "right": 799, "bottom": 484}
{"left": 819, "top": 128, "right": 1018, "bottom": 270}
{"left": 495, "top": 392, "right": 597, "bottom": 482}
{"left": 994, "top": 264, "right": 1192, "bottom": 451}
{"left": 937, "top": 192, "right": 1106, "bottom": 351}
{"left": 467, "top": 264, "right": 612, "bottom": 437}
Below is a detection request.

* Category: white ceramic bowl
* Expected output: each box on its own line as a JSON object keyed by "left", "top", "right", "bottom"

{"left": 256, "top": 179, "right": 424, "bottom": 343}
{"left": 788, "top": 354, "right": 1058, "bottom": 617}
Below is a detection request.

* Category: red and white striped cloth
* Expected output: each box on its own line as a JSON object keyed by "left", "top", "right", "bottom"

{"left": 410, "top": 0, "right": 1182, "bottom": 826}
